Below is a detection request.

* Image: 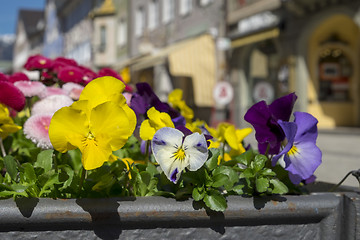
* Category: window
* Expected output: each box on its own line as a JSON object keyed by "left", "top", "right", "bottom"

{"left": 162, "top": 0, "right": 175, "bottom": 24}
{"left": 148, "top": 0, "right": 159, "bottom": 30}
{"left": 117, "top": 19, "right": 127, "bottom": 47}
{"left": 180, "top": 0, "right": 192, "bottom": 16}
{"left": 199, "top": 0, "right": 213, "bottom": 6}
{"left": 99, "top": 25, "right": 106, "bottom": 52}
{"left": 135, "top": 6, "right": 145, "bottom": 37}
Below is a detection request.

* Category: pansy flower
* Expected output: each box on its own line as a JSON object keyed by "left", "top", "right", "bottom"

{"left": 244, "top": 93, "right": 297, "bottom": 154}
{"left": 0, "top": 104, "right": 22, "bottom": 140}
{"left": 131, "top": 82, "right": 180, "bottom": 126}
{"left": 23, "top": 113, "right": 53, "bottom": 149}
{"left": 272, "top": 112, "right": 322, "bottom": 184}
{"left": 168, "top": 89, "right": 194, "bottom": 123}
{"left": 49, "top": 76, "right": 136, "bottom": 170}
{"left": 151, "top": 127, "right": 208, "bottom": 183}
{"left": 139, "top": 107, "right": 174, "bottom": 141}
{"left": 0, "top": 81, "right": 26, "bottom": 111}
{"left": 98, "top": 67, "right": 132, "bottom": 92}
{"left": 14, "top": 80, "right": 46, "bottom": 98}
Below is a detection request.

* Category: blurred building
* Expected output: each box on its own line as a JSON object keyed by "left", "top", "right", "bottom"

{"left": 115, "top": 0, "right": 226, "bottom": 122}
{"left": 13, "top": 9, "right": 45, "bottom": 72}
{"left": 42, "top": 0, "right": 65, "bottom": 59}
{"left": 227, "top": 0, "right": 360, "bottom": 128}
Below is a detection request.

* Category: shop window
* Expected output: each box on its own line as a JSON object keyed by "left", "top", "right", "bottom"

{"left": 99, "top": 25, "right": 106, "bottom": 52}
{"left": 318, "top": 46, "right": 352, "bottom": 101}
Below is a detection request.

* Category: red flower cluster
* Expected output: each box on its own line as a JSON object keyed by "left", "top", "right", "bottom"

{"left": 23, "top": 55, "right": 132, "bottom": 90}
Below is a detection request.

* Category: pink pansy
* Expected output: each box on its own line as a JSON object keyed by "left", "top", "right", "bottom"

{"left": 0, "top": 81, "right": 26, "bottom": 111}
{"left": 23, "top": 113, "right": 53, "bottom": 149}
{"left": 57, "top": 66, "right": 84, "bottom": 84}
{"left": 14, "top": 81, "right": 46, "bottom": 97}
{"left": 62, "top": 82, "right": 84, "bottom": 100}
{"left": 8, "top": 72, "right": 30, "bottom": 83}
{"left": 24, "top": 55, "right": 53, "bottom": 71}
{"left": 31, "top": 95, "right": 73, "bottom": 116}
{"left": 39, "top": 86, "right": 67, "bottom": 99}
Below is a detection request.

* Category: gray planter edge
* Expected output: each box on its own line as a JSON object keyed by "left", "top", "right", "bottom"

{"left": 0, "top": 192, "right": 359, "bottom": 239}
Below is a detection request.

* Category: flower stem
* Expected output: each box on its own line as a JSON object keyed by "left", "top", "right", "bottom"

{"left": 78, "top": 167, "right": 87, "bottom": 193}
{"left": 0, "top": 138, "right": 6, "bottom": 157}
{"left": 329, "top": 169, "right": 360, "bottom": 192}
{"left": 145, "top": 140, "right": 150, "bottom": 164}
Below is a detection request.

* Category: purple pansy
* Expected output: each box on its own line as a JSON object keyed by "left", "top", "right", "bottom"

{"left": 244, "top": 93, "right": 297, "bottom": 154}
{"left": 272, "top": 112, "right": 322, "bottom": 184}
{"left": 130, "top": 82, "right": 182, "bottom": 126}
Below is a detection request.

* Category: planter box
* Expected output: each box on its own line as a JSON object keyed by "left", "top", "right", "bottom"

{"left": 1, "top": 192, "right": 359, "bottom": 239}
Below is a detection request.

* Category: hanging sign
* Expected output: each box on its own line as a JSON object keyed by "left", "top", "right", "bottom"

{"left": 213, "top": 81, "right": 234, "bottom": 106}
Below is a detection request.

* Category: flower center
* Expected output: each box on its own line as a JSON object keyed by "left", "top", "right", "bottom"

{"left": 288, "top": 145, "right": 298, "bottom": 156}
{"left": 83, "top": 131, "right": 97, "bottom": 147}
{"left": 173, "top": 148, "right": 186, "bottom": 161}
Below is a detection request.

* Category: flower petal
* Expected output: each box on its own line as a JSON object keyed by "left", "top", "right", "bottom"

{"left": 285, "top": 141, "right": 322, "bottom": 183}
{"left": 272, "top": 120, "right": 297, "bottom": 166}
{"left": 90, "top": 101, "right": 135, "bottom": 151}
{"left": 79, "top": 76, "right": 125, "bottom": 108}
{"left": 140, "top": 119, "right": 156, "bottom": 141}
{"left": 183, "top": 132, "right": 208, "bottom": 171}
{"left": 293, "top": 112, "right": 318, "bottom": 143}
{"left": 80, "top": 135, "right": 112, "bottom": 170}
{"left": 269, "top": 92, "right": 297, "bottom": 121}
{"left": 151, "top": 127, "right": 185, "bottom": 182}
{"left": 48, "top": 106, "right": 88, "bottom": 153}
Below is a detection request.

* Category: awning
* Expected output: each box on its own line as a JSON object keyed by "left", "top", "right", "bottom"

{"left": 231, "top": 28, "right": 279, "bottom": 49}
{"left": 168, "top": 34, "right": 216, "bottom": 107}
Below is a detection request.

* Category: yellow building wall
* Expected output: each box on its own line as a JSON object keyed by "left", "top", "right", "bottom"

{"left": 307, "top": 15, "right": 359, "bottom": 128}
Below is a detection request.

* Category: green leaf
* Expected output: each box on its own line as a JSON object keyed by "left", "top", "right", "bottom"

{"left": 92, "top": 174, "right": 116, "bottom": 192}
{"left": 260, "top": 168, "right": 276, "bottom": 177}
{"left": 34, "top": 150, "right": 54, "bottom": 173}
{"left": 203, "top": 190, "right": 227, "bottom": 212}
{"left": 39, "top": 173, "right": 60, "bottom": 197}
{"left": 211, "top": 173, "right": 228, "bottom": 188}
{"left": 232, "top": 184, "right": 244, "bottom": 195}
{"left": 4, "top": 155, "right": 18, "bottom": 181}
{"left": 213, "top": 166, "right": 238, "bottom": 185}
{"left": 270, "top": 179, "right": 289, "bottom": 194}
{"left": 192, "top": 187, "right": 205, "bottom": 201}
{"left": 252, "top": 154, "right": 267, "bottom": 172}
{"left": 206, "top": 148, "right": 220, "bottom": 171}
{"left": 22, "top": 163, "right": 36, "bottom": 183}
{"left": 233, "top": 149, "right": 255, "bottom": 166}
{"left": 240, "top": 168, "right": 254, "bottom": 179}
{"left": 255, "top": 177, "right": 269, "bottom": 193}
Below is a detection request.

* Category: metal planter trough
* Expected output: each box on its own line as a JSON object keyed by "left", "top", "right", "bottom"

{"left": 1, "top": 191, "right": 359, "bottom": 240}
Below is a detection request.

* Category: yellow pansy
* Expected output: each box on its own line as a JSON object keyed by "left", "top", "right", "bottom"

{"left": 49, "top": 77, "right": 136, "bottom": 170}
{"left": 139, "top": 107, "right": 174, "bottom": 141}
{"left": 168, "top": 89, "right": 194, "bottom": 122}
{"left": 225, "top": 126, "right": 252, "bottom": 156}
{"left": 0, "top": 104, "right": 21, "bottom": 139}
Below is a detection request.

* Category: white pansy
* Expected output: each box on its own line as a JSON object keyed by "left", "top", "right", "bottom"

{"left": 151, "top": 127, "right": 208, "bottom": 183}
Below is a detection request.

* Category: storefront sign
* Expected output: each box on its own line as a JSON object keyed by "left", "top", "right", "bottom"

{"left": 237, "top": 11, "right": 279, "bottom": 35}
{"left": 253, "top": 81, "right": 274, "bottom": 103}
{"left": 213, "top": 81, "right": 234, "bottom": 106}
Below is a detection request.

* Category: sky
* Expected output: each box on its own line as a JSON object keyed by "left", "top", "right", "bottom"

{"left": 0, "top": 0, "right": 45, "bottom": 35}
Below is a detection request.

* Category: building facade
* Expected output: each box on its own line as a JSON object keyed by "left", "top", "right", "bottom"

{"left": 120, "top": 0, "right": 226, "bottom": 122}
{"left": 228, "top": 0, "right": 360, "bottom": 128}
{"left": 13, "top": 9, "right": 45, "bottom": 72}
